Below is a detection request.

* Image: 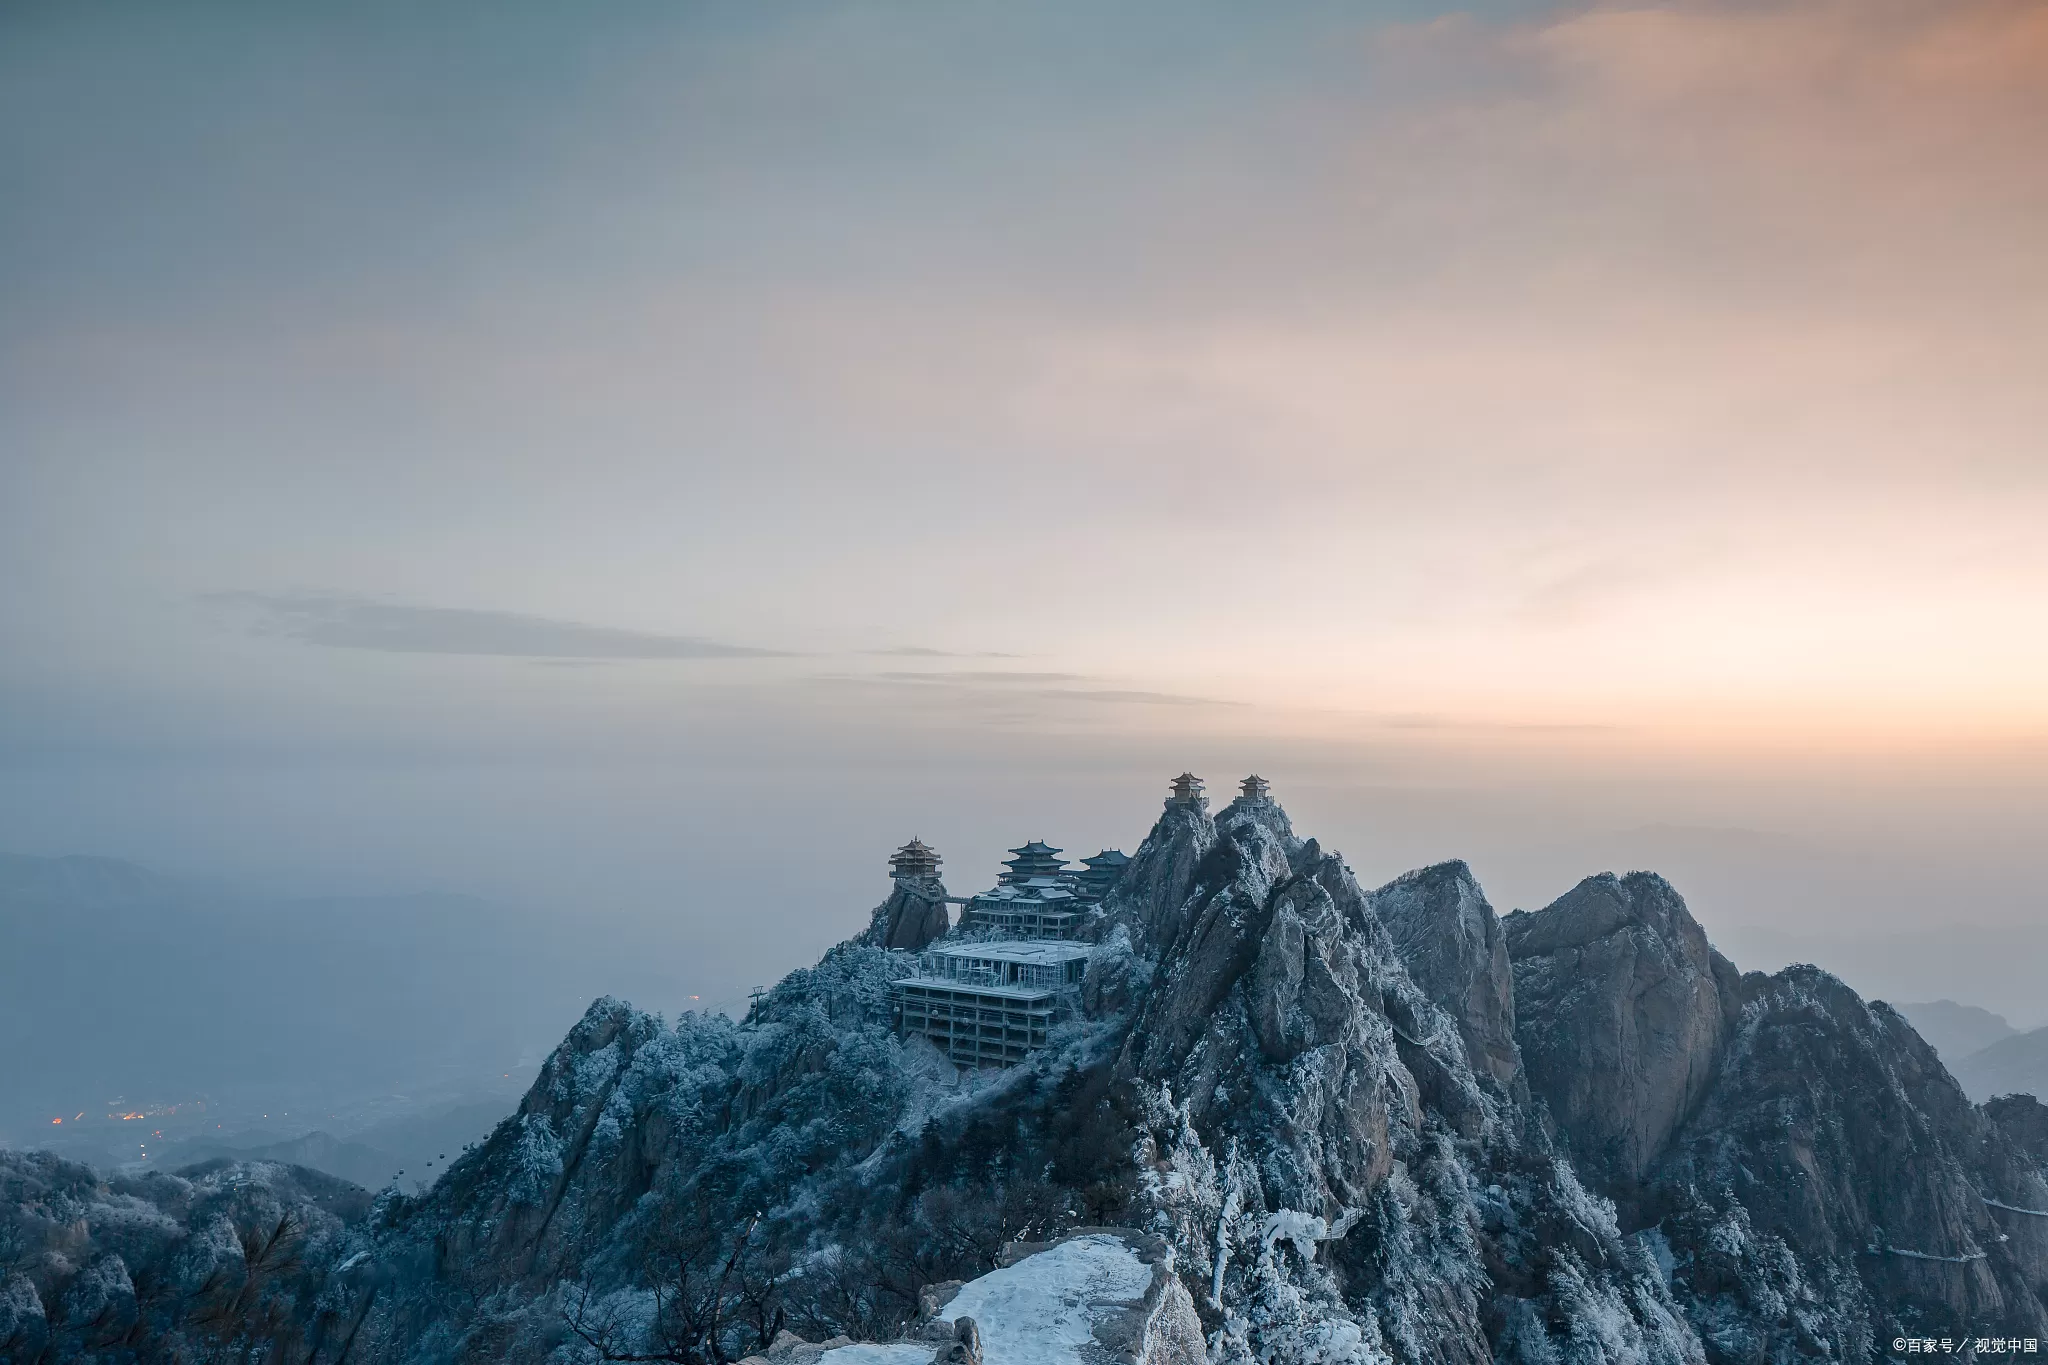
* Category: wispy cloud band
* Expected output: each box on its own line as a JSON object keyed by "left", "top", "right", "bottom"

{"left": 212, "top": 593, "right": 790, "bottom": 660}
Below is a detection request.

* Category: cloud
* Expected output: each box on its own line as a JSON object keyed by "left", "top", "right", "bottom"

{"left": 877, "top": 671, "right": 1085, "bottom": 684}
{"left": 859, "top": 646, "right": 1020, "bottom": 658}
{"left": 807, "top": 672, "right": 1238, "bottom": 708}
{"left": 1047, "top": 689, "right": 1242, "bottom": 707}
{"left": 1374, "top": 712, "right": 1617, "bottom": 733}
{"left": 213, "top": 593, "right": 790, "bottom": 660}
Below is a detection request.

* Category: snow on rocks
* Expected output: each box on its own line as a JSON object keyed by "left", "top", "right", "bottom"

{"left": 816, "top": 1345, "right": 939, "bottom": 1365}
{"left": 935, "top": 1233, "right": 1162, "bottom": 1365}
{"left": 779, "top": 1233, "right": 1198, "bottom": 1365}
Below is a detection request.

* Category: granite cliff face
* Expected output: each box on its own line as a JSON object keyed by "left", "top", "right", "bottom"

{"left": 1499, "top": 871, "right": 2048, "bottom": 1357}
{"left": 1648, "top": 968, "right": 2048, "bottom": 1359}
{"left": 1112, "top": 795, "right": 1219, "bottom": 958}
{"left": 1373, "top": 861, "right": 1522, "bottom": 1097}
{"left": 1119, "top": 795, "right": 1690, "bottom": 1364}
{"left": 9, "top": 783, "right": 2048, "bottom": 1364}
{"left": 1124, "top": 797, "right": 1452, "bottom": 1217}
{"left": 865, "top": 877, "right": 953, "bottom": 953}
{"left": 1505, "top": 872, "right": 1742, "bottom": 1199}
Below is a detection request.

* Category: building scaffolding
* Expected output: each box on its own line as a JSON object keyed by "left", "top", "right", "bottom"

{"left": 890, "top": 940, "right": 1089, "bottom": 1067}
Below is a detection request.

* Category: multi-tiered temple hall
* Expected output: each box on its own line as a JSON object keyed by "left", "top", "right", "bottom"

{"left": 960, "top": 840, "right": 1082, "bottom": 939}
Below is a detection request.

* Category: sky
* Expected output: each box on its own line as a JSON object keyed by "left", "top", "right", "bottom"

{"left": 2, "top": 0, "right": 2045, "bottom": 1014}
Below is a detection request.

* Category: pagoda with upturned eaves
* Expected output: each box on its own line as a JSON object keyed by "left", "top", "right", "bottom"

{"left": 888, "top": 837, "right": 943, "bottom": 883}
{"left": 998, "top": 839, "right": 1067, "bottom": 885}
{"left": 1075, "top": 849, "right": 1130, "bottom": 903}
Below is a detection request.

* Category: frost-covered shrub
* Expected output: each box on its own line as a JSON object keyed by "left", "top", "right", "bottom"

{"left": 507, "top": 1115, "right": 566, "bottom": 1206}
{"left": 1135, "top": 1083, "right": 1223, "bottom": 1291}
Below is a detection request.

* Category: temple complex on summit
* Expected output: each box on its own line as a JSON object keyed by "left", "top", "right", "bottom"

{"left": 881, "top": 772, "right": 1268, "bottom": 1067}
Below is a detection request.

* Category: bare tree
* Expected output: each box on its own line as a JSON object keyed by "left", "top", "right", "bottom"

{"left": 564, "top": 1208, "right": 783, "bottom": 1364}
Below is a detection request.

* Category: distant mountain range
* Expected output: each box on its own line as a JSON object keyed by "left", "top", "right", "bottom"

{"left": 96, "top": 1096, "right": 524, "bottom": 1192}
{"left": 1896, "top": 997, "right": 2021, "bottom": 1059}
{"left": 1896, "top": 997, "right": 2048, "bottom": 1104}
{"left": 156, "top": 1129, "right": 403, "bottom": 1190}
{"left": 1951, "top": 1027, "right": 2048, "bottom": 1106}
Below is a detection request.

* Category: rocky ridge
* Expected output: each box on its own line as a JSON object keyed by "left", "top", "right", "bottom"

{"left": 7, "top": 782, "right": 2048, "bottom": 1363}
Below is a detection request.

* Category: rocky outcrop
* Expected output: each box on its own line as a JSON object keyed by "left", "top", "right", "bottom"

{"left": 941, "top": 1316, "right": 981, "bottom": 1364}
{"left": 865, "top": 878, "right": 952, "bottom": 952}
{"left": 1115, "top": 792, "right": 1690, "bottom": 1362}
{"left": 1373, "top": 860, "right": 1522, "bottom": 1095}
{"left": 1505, "top": 871, "right": 1740, "bottom": 1196}
{"left": 1121, "top": 798, "right": 1294, "bottom": 1086}
{"left": 1500, "top": 882, "right": 2048, "bottom": 1356}
{"left": 1109, "top": 794, "right": 1216, "bottom": 957}
{"left": 1123, "top": 819, "right": 1419, "bottom": 1214}
{"left": 1989, "top": 1093, "right": 2048, "bottom": 1169}
{"left": 1650, "top": 967, "right": 2048, "bottom": 1354}
{"left": 1135, "top": 1261, "right": 1207, "bottom": 1365}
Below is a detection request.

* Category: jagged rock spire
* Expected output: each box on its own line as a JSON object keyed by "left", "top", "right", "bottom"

{"left": 1111, "top": 774, "right": 1218, "bottom": 953}
{"left": 1119, "top": 784, "right": 1497, "bottom": 1236}
{"left": 1373, "top": 860, "right": 1523, "bottom": 1096}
